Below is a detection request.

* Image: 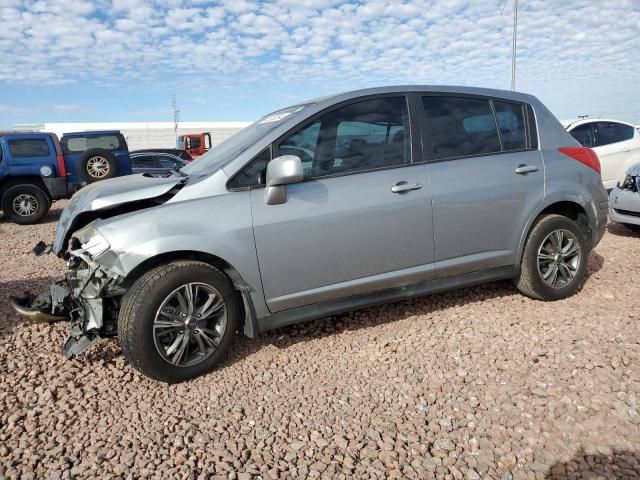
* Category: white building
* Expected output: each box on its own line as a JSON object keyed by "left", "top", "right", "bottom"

{"left": 13, "top": 121, "right": 252, "bottom": 150}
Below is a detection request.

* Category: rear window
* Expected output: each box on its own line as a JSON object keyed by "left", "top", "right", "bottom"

{"left": 8, "top": 138, "right": 51, "bottom": 157}
{"left": 62, "top": 134, "right": 124, "bottom": 153}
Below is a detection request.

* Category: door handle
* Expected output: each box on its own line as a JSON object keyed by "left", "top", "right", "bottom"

{"left": 515, "top": 164, "right": 538, "bottom": 174}
{"left": 391, "top": 181, "right": 422, "bottom": 193}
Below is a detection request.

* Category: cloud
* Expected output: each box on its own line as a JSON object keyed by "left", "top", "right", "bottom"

{"left": 0, "top": 0, "right": 638, "bottom": 122}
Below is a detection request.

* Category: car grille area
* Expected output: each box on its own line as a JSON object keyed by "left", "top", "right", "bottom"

{"left": 615, "top": 208, "right": 640, "bottom": 218}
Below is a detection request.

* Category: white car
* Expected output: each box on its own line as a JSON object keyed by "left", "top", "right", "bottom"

{"left": 564, "top": 119, "right": 640, "bottom": 190}
{"left": 609, "top": 163, "right": 640, "bottom": 233}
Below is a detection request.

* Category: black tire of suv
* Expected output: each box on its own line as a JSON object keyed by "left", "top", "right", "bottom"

{"left": 1, "top": 184, "right": 51, "bottom": 225}
{"left": 78, "top": 148, "right": 118, "bottom": 183}
{"left": 118, "top": 261, "right": 242, "bottom": 383}
{"left": 623, "top": 223, "right": 640, "bottom": 233}
{"left": 515, "top": 214, "right": 588, "bottom": 301}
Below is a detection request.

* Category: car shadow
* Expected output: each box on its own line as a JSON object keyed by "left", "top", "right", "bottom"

{"left": 545, "top": 448, "right": 640, "bottom": 479}
{"left": 607, "top": 222, "right": 640, "bottom": 238}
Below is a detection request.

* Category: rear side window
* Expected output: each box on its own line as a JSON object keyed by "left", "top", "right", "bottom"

{"left": 569, "top": 123, "right": 595, "bottom": 147}
{"left": 596, "top": 122, "right": 634, "bottom": 146}
{"left": 422, "top": 96, "right": 501, "bottom": 159}
{"left": 62, "top": 134, "right": 124, "bottom": 153}
{"left": 8, "top": 138, "right": 51, "bottom": 157}
{"left": 494, "top": 101, "right": 526, "bottom": 150}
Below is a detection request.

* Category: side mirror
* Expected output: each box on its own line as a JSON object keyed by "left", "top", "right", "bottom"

{"left": 265, "top": 155, "right": 303, "bottom": 205}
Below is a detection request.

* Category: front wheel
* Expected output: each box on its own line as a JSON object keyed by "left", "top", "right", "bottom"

{"left": 515, "top": 214, "right": 587, "bottom": 301}
{"left": 118, "top": 261, "right": 241, "bottom": 382}
{"left": 1, "top": 184, "right": 50, "bottom": 225}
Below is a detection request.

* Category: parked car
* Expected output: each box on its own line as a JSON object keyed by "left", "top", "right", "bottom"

{"left": 565, "top": 119, "right": 640, "bottom": 190}
{"left": 0, "top": 131, "right": 68, "bottom": 224}
{"left": 130, "top": 152, "right": 187, "bottom": 176}
{"left": 609, "top": 163, "right": 640, "bottom": 232}
{"left": 11, "top": 86, "right": 608, "bottom": 382}
{"left": 130, "top": 148, "right": 193, "bottom": 162}
{"left": 0, "top": 130, "right": 133, "bottom": 224}
{"left": 60, "top": 130, "right": 132, "bottom": 189}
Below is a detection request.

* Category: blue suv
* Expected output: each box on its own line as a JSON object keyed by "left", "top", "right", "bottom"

{"left": 0, "top": 130, "right": 132, "bottom": 224}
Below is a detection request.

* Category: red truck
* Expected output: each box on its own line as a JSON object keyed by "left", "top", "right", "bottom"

{"left": 176, "top": 132, "right": 211, "bottom": 158}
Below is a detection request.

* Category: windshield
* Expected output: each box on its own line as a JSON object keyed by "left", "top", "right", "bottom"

{"left": 180, "top": 103, "right": 313, "bottom": 176}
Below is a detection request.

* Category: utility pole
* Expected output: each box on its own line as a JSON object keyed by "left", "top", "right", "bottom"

{"left": 511, "top": 0, "right": 518, "bottom": 91}
{"left": 172, "top": 95, "right": 180, "bottom": 140}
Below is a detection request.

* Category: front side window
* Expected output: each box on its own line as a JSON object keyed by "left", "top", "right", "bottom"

{"left": 189, "top": 137, "right": 201, "bottom": 149}
{"left": 8, "top": 138, "right": 51, "bottom": 157}
{"left": 422, "top": 96, "right": 501, "bottom": 159}
{"left": 228, "top": 97, "right": 409, "bottom": 189}
{"left": 494, "top": 101, "right": 526, "bottom": 150}
{"left": 570, "top": 123, "right": 595, "bottom": 147}
{"left": 279, "top": 96, "right": 410, "bottom": 178}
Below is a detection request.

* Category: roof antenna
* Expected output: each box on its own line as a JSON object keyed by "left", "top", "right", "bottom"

{"left": 500, "top": 0, "right": 519, "bottom": 91}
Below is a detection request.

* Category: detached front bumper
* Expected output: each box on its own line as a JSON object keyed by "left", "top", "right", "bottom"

{"left": 10, "top": 245, "right": 124, "bottom": 358}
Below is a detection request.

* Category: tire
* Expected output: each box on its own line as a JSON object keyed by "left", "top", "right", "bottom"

{"left": 78, "top": 148, "right": 117, "bottom": 182}
{"left": 1, "top": 183, "right": 51, "bottom": 225}
{"left": 623, "top": 223, "right": 640, "bottom": 233}
{"left": 515, "top": 214, "right": 587, "bottom": 301}
{"left": 118, "top": 260, "right": 241, "bottom": 382}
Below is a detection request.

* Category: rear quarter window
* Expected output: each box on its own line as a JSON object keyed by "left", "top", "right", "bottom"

{"left": 8, "top": 138, "right": 51, "bottom": 157}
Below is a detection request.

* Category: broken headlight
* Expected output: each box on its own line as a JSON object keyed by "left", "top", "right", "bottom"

{"left": 71, "top": 225, "right": 111, "bottom": 258}
{"left": 619, "top": 175, "right": 639, "bottom": 192}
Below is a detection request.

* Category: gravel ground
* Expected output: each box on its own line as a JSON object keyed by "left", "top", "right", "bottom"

{"left": 1, "top": 201, "right": 640, "bottom": 480}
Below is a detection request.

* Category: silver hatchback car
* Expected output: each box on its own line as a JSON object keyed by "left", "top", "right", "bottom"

{"left": 12, "top": 86, "right": 608, "bottom": 382}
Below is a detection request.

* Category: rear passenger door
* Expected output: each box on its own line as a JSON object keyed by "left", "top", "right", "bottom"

{"left": 418, "top": 94, "right": 544, "bottom": 277}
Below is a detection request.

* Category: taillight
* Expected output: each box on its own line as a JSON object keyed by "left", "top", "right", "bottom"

{"left": 559, "top": 147, "right": 601, "bottom": 174}
{"left": 56, "top": 153, "right": 67, "bottom": 177}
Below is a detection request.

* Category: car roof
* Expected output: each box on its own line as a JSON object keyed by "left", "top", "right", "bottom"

{"left": 563, "top": 118, "right": 637, "bottom": 130}
{"left": 62, "top": 130, "right": 122, "bottom": 136}
{"left": 277, "top": 85, "right": 539, "bottom": 114}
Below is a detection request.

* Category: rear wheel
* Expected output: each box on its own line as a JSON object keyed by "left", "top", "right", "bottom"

{"left": 516, "top": 214, "right": 587, "bottom": 301}
{"left": 623, "top": 223, "right": 640, "bottom": 233}
{"left": 1, "top": 184, "right": 50, "bottom": 225}
{"left": 118, "top": 261, "right": 241, "bottom": 382}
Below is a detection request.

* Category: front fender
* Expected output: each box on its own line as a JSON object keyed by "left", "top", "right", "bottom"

{"left": 92, "top": 192, "right": 269, "bottom": 319}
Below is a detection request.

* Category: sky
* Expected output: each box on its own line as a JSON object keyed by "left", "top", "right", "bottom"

{"left": 0, "top": 0, "right": 639, "bottom": 128}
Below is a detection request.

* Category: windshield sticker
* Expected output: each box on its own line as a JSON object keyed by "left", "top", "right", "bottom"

{"left": 259, "top": 112, "right": 292, "bottom": 124}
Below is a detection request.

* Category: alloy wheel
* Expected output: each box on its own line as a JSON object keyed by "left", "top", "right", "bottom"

{"left": 86, "top": 156, "right": 110, "bottom": 178}
{"left": 536, "top": 229, "right": 582, "bottom": 289}
{"left": 12, "top": 193, "right": 39, "bottom": 217}
{"left": 152, "top": 282, "right": 227, "bottom": 367}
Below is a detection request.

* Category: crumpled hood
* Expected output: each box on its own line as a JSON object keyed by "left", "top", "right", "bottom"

{"left": 52, "top": 174, "right": 184, "bottom": 254}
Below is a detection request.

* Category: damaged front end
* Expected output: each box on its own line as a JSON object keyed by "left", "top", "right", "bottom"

{"left": 11, "top": 224, "right": 126, "bottom": 357}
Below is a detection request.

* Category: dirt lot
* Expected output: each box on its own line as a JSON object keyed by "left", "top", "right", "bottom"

{"left": 1, "top": 201, "right": 640, "bottom": 480}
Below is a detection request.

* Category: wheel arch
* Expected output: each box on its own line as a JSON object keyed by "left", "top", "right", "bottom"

{"left": 119, "top": 250, "right": 259, "bottom": 338}
{"left": 0, "top": 176, "right": 50, "bottom": 200}
{"left": 516, "top": 198, "right": 591, "bottom": 267}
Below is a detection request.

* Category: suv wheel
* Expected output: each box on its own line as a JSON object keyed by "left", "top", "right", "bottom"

{"left": 1, "top": 184, "right": 50, "bottom": 225}
{"left": 79, "top": 148, "right": 118, "bottom": 182}
{"left": 516, "top": 214, "right": 587, "bottom": 301}
{"left": 118, "top": 261, "right": 241, "bottom": 382}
